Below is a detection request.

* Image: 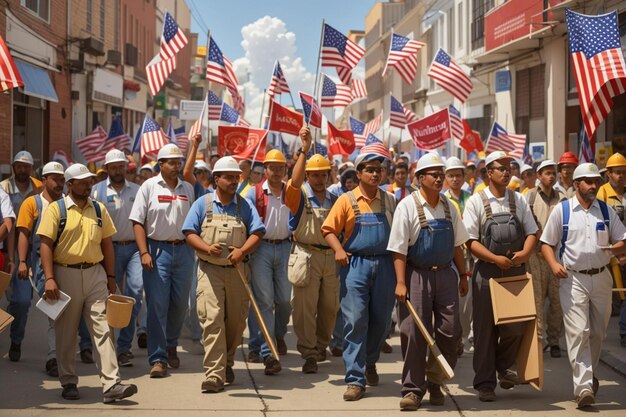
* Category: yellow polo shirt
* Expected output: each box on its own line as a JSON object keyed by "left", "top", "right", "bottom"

{"left": 37, "top": 197, "right": 116, "bottom": 265}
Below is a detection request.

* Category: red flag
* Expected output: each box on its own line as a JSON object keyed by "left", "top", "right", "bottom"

{"left": 218, "top": 126, "right": 268, "bottom": 161}
{"left": 327, "top": 121, "right": 355, "bottom": 156}
{"left": 299, "top": 91, "right": 323, "bottom": 128}
{"left": 459, "top": 120, "right": 483, "bottom": 153}
{"left": 406, "top": 108, "right": 451, "bottom": 150}
{"left": 268, "top": 101, "right": 304, "bottom": 136}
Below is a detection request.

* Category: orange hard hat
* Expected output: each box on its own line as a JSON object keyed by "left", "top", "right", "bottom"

{"left": 558, "top": 151, "right": 579, "bottom": 166}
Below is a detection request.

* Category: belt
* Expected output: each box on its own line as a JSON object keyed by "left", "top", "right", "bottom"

{"left": 113, "top": 240, "right": 135, "bottom": 246}
{"left": 58, "top": 262, "right": 98, "bottom": 269}
{"left": 199, "top": 259, "right": 243, "bottom": 268}
{"left": 297, "top": 242, "right": 333, "bottom": 254}
{"left": 569, "top": 266, "right": 606, "bottom": 276}
{"left": 263, "top": 238, "right": 289, "bottom": 245}
{"left": 152, "top": 239, "right": 186, "bottom": 246}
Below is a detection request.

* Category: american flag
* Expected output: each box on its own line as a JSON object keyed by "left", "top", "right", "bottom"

{"left": 351, "top": 79, "right": 367, "bottom": 101}
{"left": 207, "top": 90, "right": 222, "bottom": 121}
{"left": 448, "top": 105, "right": 464, "bottom": 140}
{"left": 165, "top": 119, "right": 176, "bottom": 143}
{"left": 349, "top": 116, "right": 366, "bottom": 147}
{"left": 206, "top": 37, "right": 245, "bottom": 114}
{"left": 0, "top": 35, "right": 23, "bottom": 92}
{"left": 389, "top": 95, "right": 417, "bottom": 129}
{"left": 267, "top": 60, "right": 291, "bottom": 98}
{"left": 382, "top": 32, "right": 425, "bottom": 85}
{"left": 308, "top": 142, "right": 328, "bottom": 158}
{"left": 566, "top": 9, "right": 626, "bottom": 140}
{"left": 159, "top": 11, "right": 188, "bottom": 61}
{"left": 188, "top": 97, "right": 207, "bottom": 143}
{"left": 486, "top": 122, "right": 527, "bottom": 159}
{"left": 365, "top": 133, "right": 382, "bottom": 146}
{"left": 365, "top": 112, "right": 383, "bottom": 137}
{"left": 146, "top": 54, "right": 176, "bottom": 96}
{"left": 320, "top": 74, "right": 352, "bottom": 107}
{"left": 359, "top": 143, "right": 391, "bottom": 160}
{"left": 321, "top": 23, "right": 365, "bottom": 85}
{"left": 76, "top": 125, "right": 108, "bottom": 163}
{"left": 100, "top": 116, "right": 131, "bottom": 154}
{"left": 428, "top": 48, "right": 473, "bottom": 103}
{"left": 140, "top": 115, "right": 169, "bottom": 161}
{"left": 578, "top": 122, "right": 594, "bottom": 163}
{"left": 220, "top": 102, "right": 241, "bottom": 124}
{"left": 174, "top": 126, "right": 189, "bottom": 156}
{"left": 299, "top": 91, "right": 323, "bottom": 128}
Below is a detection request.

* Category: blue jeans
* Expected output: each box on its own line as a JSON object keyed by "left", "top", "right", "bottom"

{"left": 340, "top": 255, "right": 395, "bottom": 387}
{"left": 329, "top": 309, "right": 343, "bottom": 351}
{"left": 247, "top": 240, "right": 292, "bottom": 358}
{"left": 113, "top": 242, "right": 143, "bottom": 354}
{"left": 185, "top": 257, "right": 203, "bottom": 340}
{"left": 143, "top": 240, "right": 194, "bottom": 365}
{"left": 620, "top": 299, "right": 626, "bottom": 336}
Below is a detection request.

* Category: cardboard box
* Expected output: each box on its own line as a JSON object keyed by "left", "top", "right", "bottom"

{"left": 516, "top": 318, "right": 543, "bottom": 391}
{"left": 0, "top": 270, "right": 10, "bottom": 297}
{"left": 489, "top": 274, "right": 536, "bottom": 324}
{"left": 0, "top": 308, "right": 14, "bottom": 334}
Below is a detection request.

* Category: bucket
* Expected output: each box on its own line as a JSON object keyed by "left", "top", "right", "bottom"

{"left": 106, "top": 295, "right": 135, "bottom": 328}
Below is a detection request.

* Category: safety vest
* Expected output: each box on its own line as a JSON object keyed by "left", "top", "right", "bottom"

{"left": 292, "top": 187, "right": 336, "bottom": 247}
{"left": 199, "top": 193, "right": 247, "bottom": 265}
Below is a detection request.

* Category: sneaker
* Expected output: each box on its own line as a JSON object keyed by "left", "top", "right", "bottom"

{"left": 576, "top": 389, "right": 595, "bottom": 408}
{"left": 137, "top": 333, "right": 147, "bottom": 349}
{"left": 226, "top": 365, "right": 235, "bottom": 384}
{"left": 381, "top": 341, "right": 393, "bottom": 354}
{"left": 592, "top": 376, "right": 599, "bottom": 395}
{"left": 478, "top": 388, "right": 496, "bottom": 402}
{"left": 400, "top": 392, "right": 421, "bottom": 411}
{"left": 330, "top": 346, "right": 342, "bottom": 357}
{"left": 428, "top": 382, "right": 445, "bottom": 406}
{"left": 248, "top": 350, "right": 261, "bottom": 363}
{"left": 149, "top": 361, "right": 168, "bottom": 378}
{"left": 62, "top": 383, "right": 80, "bottom": 400}
{"left": 498, "top": 369, "right": 519, "bottom": 390}
{"left": 263, "top": 356, "right": 282, "bottom": 375}
{"left": 45, "top": 358, "right": 59, "bottom": 377}
{"left": 117, "top": 351, "right": 133, "bottom": 367}
{"left": 201, "top": 376, "right": 224, "bottom": 393}
{"left": 343, "top": 384, "right": 364, "bottom": 401}
{"left": 167, "top": 346, "right": 180, "bottom": 369}
{"left": 365, "top": 364, "right": 379, "bottom": 386}
{"left": 9, "top": 343, "right": 21, "bottom": 362}
{"left": 621, "top": 334, "right": 626, "bottom": 347}
{"left": 302, "top": 357, "right": 318, "bottom": 374}
{"left": 550, "top": 345, "right": 561, "bottom": 358}
{"left": 103, "top": 383, "right": 138, "bottom": 403}
{"left": 80, "top": 349, "right": 94, "bottom": 364}
{"left": 316, "top": 349, "right": 327, "bottom": 362}
{"left": 276, "top": 337, "right": 288, "bottom": 355}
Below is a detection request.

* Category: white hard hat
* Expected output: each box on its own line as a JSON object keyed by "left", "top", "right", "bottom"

{"left": 212, "top": 156, "right": 242, "bottom": 174}
{"left": 444, "top": 156, "right": 465, "bottom": 173}
{"left": 64, "top": 163, "right": 95, "bottom": 182}
{"left": 157, "top": 144, "right": 184, "bottom": 161}
{"left": 537, "top": 159, "right": 557, "bottom": 173}
{"left": 520, "top": 164, "right": 534, "bottom": 175}
{"left": 42, "top": 161, "right": 65, "bottom": 176}
{"left": 573, "top": 163, "right": 601, "bottom": 180}
{"left": 485, "top": 151, "right": 514, "bottom": 167}
{"left": 13, "top": 150, "right": 34, "bottom": 165}
{"left": 104, "top": 149, "right": 127, "bottom": 165}
{"left": 140, "top": 163, "right": 153, "bottom": 172}
{"left": 194, "top": 160, "right": 211, "bottom": 171}
{"left": 415, "top": 152, "right": 445, "bottom": 174}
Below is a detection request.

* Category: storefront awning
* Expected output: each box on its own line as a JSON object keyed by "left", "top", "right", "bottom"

{"left": 14, "top": 59, "right": 59, "bottom": 102}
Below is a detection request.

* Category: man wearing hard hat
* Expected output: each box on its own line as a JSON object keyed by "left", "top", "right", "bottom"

{"left": 463, "top": 151, "right": 538, "bottom": 402}
{"left": 322, "top": 144, "right": 396, "bottom": 402}
{"left": 555, "top": 152, "right": 579, "bottom": 198}
{"left": 597, "top": 152, "right": 626, "bottom": 348}
{"left": 284, "top": 127, "right": 339, "bottom": 374}
{"left": 1, "top": 151, "right": 42, "bottom": 214}
{"left": 519, "top": 164, "right": 536, "bottom": 195}
{"left": 540, "top": 163, "right": 626, "bottom": 408}
{"left": 244, "top": 148, "right": 291, "bottom": 375}
{"left": 92, "top": 149, "right": 143, "bottom": 368}
{"left": 388, "top": 152, "right": 469, "bottom": 411}
{"left": 37, "top": 163, "right": 137, "bottom": 403}
{"left": 385, "top": 161, "right": 416, "bottom": 201}
{"left": 183, "top": 156, "right": 265, "bottom": 393}
{"left": 524, "top": 160, "right": 566, "bottom": 359}
{"left": 129, "top": 143, "right": 195, "bottom": 378}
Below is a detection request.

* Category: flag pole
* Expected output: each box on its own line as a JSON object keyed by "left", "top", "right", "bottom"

{"left": 259, "top": 88, "right": 268, "bottom": 128}
{"left": 312, "top": 19, "right": 326, "bottom": 145}
{"left": 205, "top": 29, "right": 213, "bottom": 154}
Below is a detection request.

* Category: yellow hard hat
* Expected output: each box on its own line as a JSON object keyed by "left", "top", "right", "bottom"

{"left": 306, "top": 154, "right": 331, "bottom": 171}
{"left": 605, "top": 152, "right": 626, "bottom": 168}
{"left": 264, "top": 149, "right": 287, "bottom": 164}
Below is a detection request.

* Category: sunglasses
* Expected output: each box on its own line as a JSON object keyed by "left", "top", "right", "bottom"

{"left": 490, "top": 166, "right": 511, "bottom": 173}
{"left": 423, "top": 172, "right": 445, "bottom": 180}
{"left": 363, "top": 167, "right": 383, "bottom": 174}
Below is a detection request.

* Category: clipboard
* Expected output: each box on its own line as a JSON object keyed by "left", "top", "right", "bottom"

{"left": 28, "top": 275, "right": 71, "bottom": 321}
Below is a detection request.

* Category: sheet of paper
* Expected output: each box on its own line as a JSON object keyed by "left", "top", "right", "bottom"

{"left": 35, "top": 291, "right": 71, "bottom": 321}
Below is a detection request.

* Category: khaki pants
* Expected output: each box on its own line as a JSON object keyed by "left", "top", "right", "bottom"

{"left": 54, "top": 264, "right": 120, "bottom": 392}
{"left": 196, "top": 261, "right": 250, "bottom": 382}
{"left": 291, "top": 249, "right": 339, "bottom": 360}
{"left": 528, "top": 252, "right": 563, "bottom": 346}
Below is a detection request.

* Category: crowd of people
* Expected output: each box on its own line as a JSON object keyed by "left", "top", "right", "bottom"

{"left": 1, "top": 126, "right": 625, "bottom": 410}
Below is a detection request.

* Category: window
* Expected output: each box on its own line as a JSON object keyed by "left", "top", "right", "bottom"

{"left": 458, "top": 2, "right": 464, "bottom": 49}
{"left": 21, "top": 0, "right": 49, "bottom": 22}
{"left": 99, "top": 0, "right": 106, "bottom": 40}
{"left": 86, "top": 0, "right": 92, "bottom": 33}
{"left": 471, "top": 0, "right": 493, "bottom": 50}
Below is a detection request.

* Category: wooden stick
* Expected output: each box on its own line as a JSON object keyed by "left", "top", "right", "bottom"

{"left": 235, "top": 263, "right": 280, "bottom": 361}
{"left": 404, "top": 298, "right": 454, "bottom": 380}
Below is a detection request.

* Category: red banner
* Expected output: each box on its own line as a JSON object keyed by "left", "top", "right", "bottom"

{"left": 327, "top": 121, "right": 355, "bottom": 156}
{"left": 218, "top": 126, "right": 268, "bottom": 161}
{"left": 459, "top": 120, "right": 484, "bottom": 153}
{"left": 268, "top": 100, "right": 304, "bottom": 136}
{"left": 407, "top": 108, "right": 451, "bottom": 150}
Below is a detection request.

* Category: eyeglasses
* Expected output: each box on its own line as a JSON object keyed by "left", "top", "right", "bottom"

{"left": 423, "top": 172, "right": 445, "bottom": 180}
{"left": 490, "top": 166, "right": 511, "bottom": 173}
{"left": 363, "top": 167, "right": 382, "bottom": 174}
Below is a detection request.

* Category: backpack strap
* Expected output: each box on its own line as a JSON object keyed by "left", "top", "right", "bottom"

{"left": 347, "top": 191, "right": 360, "bottom": 218}
{"left": 598, "top": 200, "right": 610, "bottom": 227}
{"left": 411, "top": 192, "right": 428, "bottom": 229}
{"left": 91, "top": 199, "right": 102, "bottom": 227}
{"left": 527, "top": 189, "right": 539, "bottom": 227}
{"left": 508, "top": 190, "right": 517, "bottom": 217}
{"left": 55, "top": 197, "right": 67, "bottom": 246}
{"left": 559, "top": 199, "right": 571, "bottom": 259}
{"left": 479, "top": 190, "right": 492, "bottom": 219}
{"left": 33, "top": 194, "right": 42, "bottom": 229}
{"left": 205, "top": 192, "right": 214, "bottom": 222}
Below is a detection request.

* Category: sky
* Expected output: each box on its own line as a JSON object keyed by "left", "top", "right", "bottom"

{"left": 185, "top": 0, "right": 378, "bottom": 125}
